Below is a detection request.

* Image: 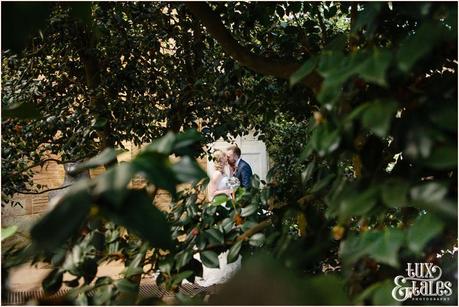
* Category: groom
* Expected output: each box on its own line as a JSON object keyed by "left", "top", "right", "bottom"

{"left": 226, "top": 145, "right": 253, "bottom": 189}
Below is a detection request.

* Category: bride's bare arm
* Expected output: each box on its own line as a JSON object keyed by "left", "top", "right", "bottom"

{"left": 208, "top": 172, "right": 231, "bottom": 200}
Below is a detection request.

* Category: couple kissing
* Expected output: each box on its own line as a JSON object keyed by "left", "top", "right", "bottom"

{"left": 208, "top": 145, "right": 253, "bottom": 201}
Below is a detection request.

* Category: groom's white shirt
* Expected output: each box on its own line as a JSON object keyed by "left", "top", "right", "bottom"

{"left": 235, "top": 158, "right": 241, "bottom": 167}
{"left": 232, "top": 158, "right": 241, "bottom": 176}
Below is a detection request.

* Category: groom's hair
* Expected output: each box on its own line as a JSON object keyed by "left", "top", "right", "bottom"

{"left": 227, "top": 145, "right": 241, "bottom": 158}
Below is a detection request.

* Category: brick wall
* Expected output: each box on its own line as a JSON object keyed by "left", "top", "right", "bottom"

{"left": 2, "top": 158, "right": 66, "bottom": 236}
{"left": 1, "top": 143, "right": 208, "bottom": 237}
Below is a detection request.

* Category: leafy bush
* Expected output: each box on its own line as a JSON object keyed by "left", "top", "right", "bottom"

{"left": 2, "top": 1, "right": 457, "bottom": 306}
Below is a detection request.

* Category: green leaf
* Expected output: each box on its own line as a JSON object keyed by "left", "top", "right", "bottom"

{"left": 372, "top": 279, "right": 400, "bottom": 305}
{"left": 144, "top": 131, "right": 175, "bottom": 154}
{"left": 398, "top": 22, "right": 446, "bottom": 72}
{"left": 289, "top": 56, "right": 318, "bottom": 87}
{"left": 200, "top": 251, "right": 220, "bottom": 268}
{"left": 251, "top": 174, "right": 261, "bottom": 189}
{"left": 249, "top": 233, "right": 265, "bottom": 247}
{"left": 181, "top": 258, "right": 203, "bottom": 281}
{"left": 31, "top": 180, "right": 92, "bottom": 251}
{"left": 133, "top": 152, "right": 179, "bottom": 195}
{"left": 381, "top": 178, "right": 409, "bottom": 208}
{"left": 316, "top": 52, "right": 351, "bottom": 105}
{"left": 429, "top": 106, "right": 458, "bottom": 132}
{"left": 172, "top": 156, "right": 208, "bottom": 183}
{"left": 345, "top": 103, "right": 371, "bottom": 122}
{"left": 2, "top": 101, "right": 41, "bottom": 119}
{"left": 410, "top": 182, "right": 447, "bottom": 203}
{"left": 227, "top": 240, "right": 243, "bottom": 264}
{"left": 302, "top": 275, "right": 351, "bottom": 305}
{"left": 241, "top": 220, "right": 258, "bottom": 232}
{"left": 301, "top": 161, "right": 315, "bottom": 184}
{"left": 93, "top": 285, "right": 116, "bottom": 305}
{"left": 407, "top": 213, "right": 445, "bottom": 254}
{"left": 335, "top": 187, "right": 378, "bottom": 221}
{"left": 361, "top": 100, "right": 398, "bottom": 137}
{"left": 123, "top": 243, "right": 148, "bottom": 278}
{"left": 316, "top": 48, "right": 392, "bottom": 105}
{"left": 309, "top": 123, "right": 341, "bottom": 156}
{"left": 93, "top": 163, "right": 136, "bottom": 207}
{"left": 340, "top": 229, "right": 404, "bottom": 268}
{"left": 317, "top": 81, "right": 342, "bottom": 106}
{"left": 317, "top": 51, "right": 346, "bottom": 78}
{"left": 241, "top": 204, "right": 258, "bottom": 217}
{"left": 324, "top": 33, "right": 347, "bottom": 51}
{"left": 92, "top": 117, "right": 108, "bottom": 129}
{"left": 170, "top": 271, "right": 194, "bottom": 287}
{"left": 175, "top": 250, "right": 193, "bottom": 271}
{"left": 114, "top": 278, "right": 138, "bottom": 293}
{"left": 221, "top": 218, "right": 234, "bottom": 234}
{"left": 158, "top": 257, "right": 174, "bottom": 275}
{"left": 205, "top": 228, "right": 224, "bottom": 245}
{"left": 101, "top": 190, "right": 173, "bottom": 249}
{"left": 211, "top": 194, "right": 229, "bottom": 206}
{"left": 357, "top": 49, "right": 392, "bottom": 87}
{"left": 172, "top": 129, "right": 203, "bottom": 156}
{"left": 421, "top": 146, "right": 457, "bottom": 170}
{"left": 310, "top": 173, "right": 335, "bottom": 193}
{"left": 122, "top": 267, "right": 144, "bottom": 279}
{"left": 42, "top": 268, "right": 63, "bottom": 295}
{"left": 356, "top": 280, "right": 400, "bottom": 306}
{"left": 352, "top": 3, "right": 382, "bottom": 33}
{"left": 73, "top": 148, "right": 117, "bottom": 173}
{"left": 1, "top": 225, "right": 18, "bottom": 241}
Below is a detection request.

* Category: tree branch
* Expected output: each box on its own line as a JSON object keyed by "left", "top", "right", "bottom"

{"left": 316, "top": 7, "right": 328, "bottom": 46}
{"left": 236, "top": 218, "right": 272, "bottom": 241}
{"left": 13, "top": 184, "right": 71, "bottom": 195}
{"left": 349, "top": 3, "right": 358, "bottom": 50}
{"left": 12, "top": 154, "right": 93, "bottom": 175}
{"left": 185, "top": 2, "right": 322, "bottom": 92}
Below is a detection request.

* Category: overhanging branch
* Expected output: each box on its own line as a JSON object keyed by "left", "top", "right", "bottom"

{"left": 185, "top": 2, "right": 322, "bottom": 92}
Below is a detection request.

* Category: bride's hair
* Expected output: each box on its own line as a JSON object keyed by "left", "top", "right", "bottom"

{"left": 213, "top": 150, "right": 226, "bottom": 172}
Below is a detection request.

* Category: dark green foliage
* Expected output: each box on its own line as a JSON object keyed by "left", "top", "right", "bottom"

{"left": 1, "top": 1, "right": 457, "bottom": 306}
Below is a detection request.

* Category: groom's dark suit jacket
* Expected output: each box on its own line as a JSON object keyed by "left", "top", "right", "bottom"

{"left": 234, "top": 159, "right": 253, "bottom": 188}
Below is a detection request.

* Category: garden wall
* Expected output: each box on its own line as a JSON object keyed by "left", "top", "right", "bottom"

{"left": 1, "top": 142, "right": 208, "bottom": 242}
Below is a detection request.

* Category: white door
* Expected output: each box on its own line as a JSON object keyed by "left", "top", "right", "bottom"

{"left": 206, "top": 131, "right": 268, "bottom": 182}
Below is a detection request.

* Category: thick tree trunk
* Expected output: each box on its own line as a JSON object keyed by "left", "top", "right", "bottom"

{"left": 77, "top": 29, "right": 117, "bottom": 167}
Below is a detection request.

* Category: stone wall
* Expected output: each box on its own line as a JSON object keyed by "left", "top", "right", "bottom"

{"left": 1, "top": 143, "right": 208, "bottom": 241}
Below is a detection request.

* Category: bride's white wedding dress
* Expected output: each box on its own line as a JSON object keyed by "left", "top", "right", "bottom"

{"left": 192, "top": 172, "right": 242, "bottom": 287}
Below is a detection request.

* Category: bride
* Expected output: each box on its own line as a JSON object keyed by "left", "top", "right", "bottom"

{"left": 193, "top": 149, "right": 242, "bottom": 287}
{"left": 207, "top": 149, "right": 233, "bottom": 200}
